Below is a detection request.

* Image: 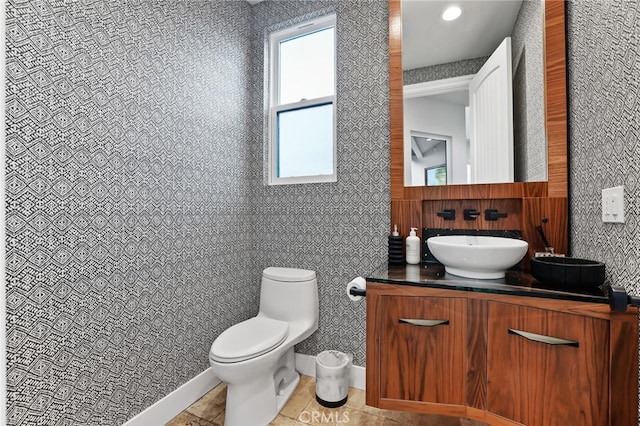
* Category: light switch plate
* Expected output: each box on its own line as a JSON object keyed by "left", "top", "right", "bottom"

{"left": 602, "top": 186, "right": 625, "bottom": 223}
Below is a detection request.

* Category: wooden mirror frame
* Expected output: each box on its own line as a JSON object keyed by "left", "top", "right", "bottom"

{"left": 390, "top": 0, "right": 567, "bottom": 199}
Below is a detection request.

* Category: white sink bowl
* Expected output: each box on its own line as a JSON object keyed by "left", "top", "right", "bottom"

{"left": 427, "top": 235, "right": 529, "bottom": 279}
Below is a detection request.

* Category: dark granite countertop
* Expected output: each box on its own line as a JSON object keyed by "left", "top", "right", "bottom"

{"left": 365, "top": 263, "right": 609, "bottom": 304}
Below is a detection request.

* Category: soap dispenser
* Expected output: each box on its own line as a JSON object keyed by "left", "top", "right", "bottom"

{"left": 388, "top": 224, "right": 405, "bottom": 266}
{"left": 405, "top": 227, "right": 420, "bottom": 265}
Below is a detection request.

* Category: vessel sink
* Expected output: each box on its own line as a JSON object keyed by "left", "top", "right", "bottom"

{"left": 427, "top": 235, "right": 529, "bottom": 279}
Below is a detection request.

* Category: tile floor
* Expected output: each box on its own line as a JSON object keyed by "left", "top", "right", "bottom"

{"left": 165, "top": 374, "right": 487, "bottom": 426}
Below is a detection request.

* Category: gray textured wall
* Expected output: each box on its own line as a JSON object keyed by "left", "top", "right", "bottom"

{"left": 7, "top": 0, "right": 640, "bottom": 424}
{"left": 403, "top": 56, "right": 488, "bottom": 86}
{"left": 5, "top": 1, "right": 257, "bottom": 424}
{"left": 567, "top": 0, "right": 640, "bottom": 293}
{"left": 567, "top": 0, "right": 640, "bottom": 417}
{"left": 6, "top": 0, "right": 389, "bottom": 423}
{"left": 249, "top": 0, "right": 390, "bottom": 367}
{"left": 512, "top": 0, "right": 546, "bottom": 182}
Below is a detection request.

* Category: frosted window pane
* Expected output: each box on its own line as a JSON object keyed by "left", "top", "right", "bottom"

{"left": 277, "top": 103, "right": 333, "bottom": 178}
{"left": 279, "top": 27, "right": 335, "bottom": 104}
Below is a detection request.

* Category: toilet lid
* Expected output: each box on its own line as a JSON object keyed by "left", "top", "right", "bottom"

{"left": 263, "top": 267, "right": 316, "bottom": 282}
{"left": 210, "top": 317, "right": 289, "bottom": 363}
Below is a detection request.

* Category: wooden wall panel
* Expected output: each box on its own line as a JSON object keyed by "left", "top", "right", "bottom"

{"left": 404, "top": 182, "right": 546, "bottom": 201}
{"left": 405, "top": 183, "right": 524, "bottom": 201}
{"left": 390, "top": 200, "right": 423, "bottom": 237}
{"left": 389, "top": 0, "right": 404, "bottom": 201}
{"left": 522, "top": 181, "right": 547, "bottom": 198}
{"left": 544, "top": 197, "right": 568, "bottom": 256}
{"left": 545, "top": 0, "right": 568, "bottom": 198}
{"left": 521, "top": 198, "right": 546, "bottom": 259}
{"left": 521, "top": 197, "right": 568, "bottom": 259}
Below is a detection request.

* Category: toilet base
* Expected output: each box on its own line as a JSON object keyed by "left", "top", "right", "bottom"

{"left": 224, "top": 374, "right": 300, "bottom": 426}
{"left": 276, "top": 372, "right": 300, "bottom": 411}
{"left": 222, "top": 348, "right": 300, "bottom": 426}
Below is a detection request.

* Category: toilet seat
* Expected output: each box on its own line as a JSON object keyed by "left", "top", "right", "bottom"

{"left": 210, "top": 317, "right": 289, "bottom": 363}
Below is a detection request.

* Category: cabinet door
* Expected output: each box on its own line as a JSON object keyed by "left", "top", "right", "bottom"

{"left": 487, "top": 302, "right": 609, "bottom": 426}
{"left": 379, "top": 296, "right": 466, "bottom": 405}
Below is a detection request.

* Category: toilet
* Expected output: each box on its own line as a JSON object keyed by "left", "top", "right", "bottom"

{"left": 209, "top": 267, "right": 319, "bottom": 426}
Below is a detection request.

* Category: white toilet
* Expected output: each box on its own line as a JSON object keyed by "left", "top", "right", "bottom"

{"left": 209, "top": 267, "right": 319, "bottom": 426}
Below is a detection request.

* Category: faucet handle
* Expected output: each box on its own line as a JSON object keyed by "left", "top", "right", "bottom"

{"left": 463, "top": 209, "right": 481, "bottom": 220}
{"left": 485, "top": 209, "right": 508, "bottom": 221}
{"left": 437, "top": 209, "right": 456, "bottom": 220}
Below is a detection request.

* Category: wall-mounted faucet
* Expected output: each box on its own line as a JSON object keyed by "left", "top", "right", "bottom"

{"left": 485, "top": 209, "right": 508, "bottom": 221}
{"left": 437, "top": 209, "right": 456, "bottom": 220}
{"left": 464, "top": 209, "right": 481, "bottom": 220}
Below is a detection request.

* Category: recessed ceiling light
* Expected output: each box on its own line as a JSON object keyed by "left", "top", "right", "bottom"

{"left": 442, "top": 6, "right": 462, "bottom": 21}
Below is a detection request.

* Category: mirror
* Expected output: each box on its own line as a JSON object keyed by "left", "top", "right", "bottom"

{"left": 389, "top": 0, "right": 568, "bottom": 198}
{"left": 402, "top": 0, "right": 545, "bottom": 186}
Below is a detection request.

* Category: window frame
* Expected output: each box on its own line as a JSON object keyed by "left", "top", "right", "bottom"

{"left": 268, "top": 13, "right": 337, "bottom": 186}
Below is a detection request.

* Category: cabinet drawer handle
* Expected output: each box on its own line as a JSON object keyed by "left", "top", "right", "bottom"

{"left": 399, "top": 319, "right": 449, "bottom": 327}
{"left": 508, "top": 328, "right": 579, "bottom": 348}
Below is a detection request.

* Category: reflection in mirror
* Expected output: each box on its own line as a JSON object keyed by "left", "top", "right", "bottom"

{"left": 410, "top": 132, "right": 450, "bottom": 185}
{"left": 402, "top": 0, "right": 546, "bottom": 186}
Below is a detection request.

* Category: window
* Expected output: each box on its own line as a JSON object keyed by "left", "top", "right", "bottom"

{"left": 425, "top": 165, "right": 447, "bottom": 186}
{"left": 269, "top": 14, "right": 336, "bottom": 185}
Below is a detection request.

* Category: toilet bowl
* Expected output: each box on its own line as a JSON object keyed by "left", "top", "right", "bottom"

{"left": 209, "top": 267, "right": 319, "bottom": 426}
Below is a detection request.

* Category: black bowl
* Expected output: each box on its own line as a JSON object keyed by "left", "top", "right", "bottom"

{"left": 530, "top": 256, "right": 605, "bottom": 290}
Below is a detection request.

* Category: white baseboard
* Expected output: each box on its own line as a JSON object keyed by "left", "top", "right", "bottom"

{"left": 122, "top": 352, "right": 366, "bottom": 425}
{"left": 294, "top": 353, "right": 366, "bottom": 390}
{"left": 122, "top": 367, "right": 221, "bottom": 426}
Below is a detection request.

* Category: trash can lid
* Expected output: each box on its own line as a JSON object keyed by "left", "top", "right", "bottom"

{"left": 316, "top": 350, "right": 351, "bottom": 368}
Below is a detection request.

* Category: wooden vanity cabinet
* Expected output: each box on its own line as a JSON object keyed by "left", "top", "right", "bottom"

{"left": 487, "top": 302, "right": 609, "bottom": 425}
{"left": 366, "top": 282, "right": 639, "bottom": 425}
{"left": 379, "top": 296, "right": 466, "bottom": 405}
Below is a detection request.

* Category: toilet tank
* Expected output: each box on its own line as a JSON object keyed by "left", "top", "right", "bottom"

{"left": 259, "top": 267, "right": 319, "bottom": 326}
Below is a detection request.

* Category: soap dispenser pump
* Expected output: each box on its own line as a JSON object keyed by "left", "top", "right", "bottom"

{"left": 406, "top": 227, "right": 420, "bottom": 265}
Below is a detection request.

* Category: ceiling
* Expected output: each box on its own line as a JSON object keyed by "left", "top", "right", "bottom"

{"left": 402, "top": 0, "right": 523, "bottom": 70}
{"left": 412, "top": 136, "right": 447, "bottom": 158}
{"left": 246, "top": 0, "right": 523, "bottom": 72}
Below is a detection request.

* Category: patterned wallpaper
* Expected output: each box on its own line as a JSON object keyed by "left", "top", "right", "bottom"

{"left": 566, "top": 0, "right": 640, "bottom": 414}
{"left": 10, "top": 0, "right": 640, "bottom": 423}
{"left": 6, "top": 0, "right": 389, "bottom": 423}
{"left": 248, "top": 0, "right": 390, "bottom": 367}
{"left": 512, "top": 0, "right": 546, "bottom": 182}
{"left": 403, "top": 56, "right": 488, "bottom": 86}
{"left": 5, "top": 1, "right": 257, "bottom": 424}
{"left": 567, "top": 0, "right": 640, "bottom": 295}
